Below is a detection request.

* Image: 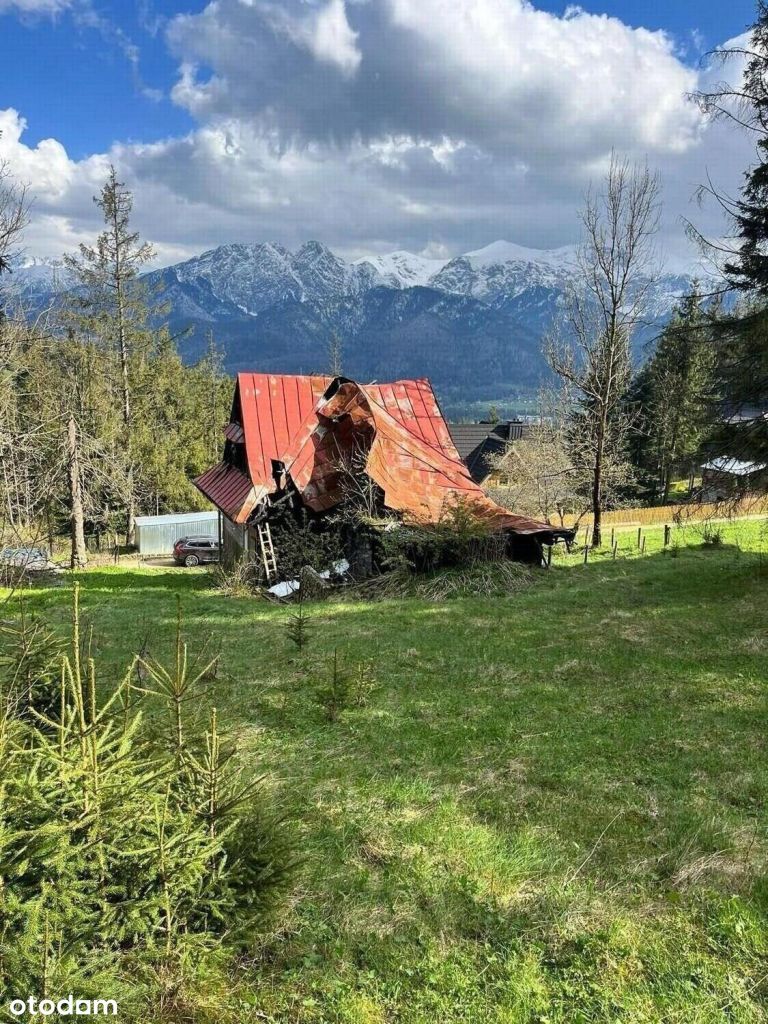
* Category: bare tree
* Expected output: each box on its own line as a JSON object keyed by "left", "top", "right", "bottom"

{"left": 327, "top": 332, "right": 344, "bottom": 377}
{"left": 546, "top": 154, "right": 660, "bottom": 546}
{"left": 0, "top": 161, "right": 29, "bottom": 280}
{"left": 487, "top": 389, "right": 590, "bottom": 527}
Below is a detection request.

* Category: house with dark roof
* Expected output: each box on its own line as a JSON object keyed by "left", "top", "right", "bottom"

{"left": 194, "top": 374, "right": 571, "bottom": 577}
{"left": 448, "top": 420, "right": 532, "bottom": 483}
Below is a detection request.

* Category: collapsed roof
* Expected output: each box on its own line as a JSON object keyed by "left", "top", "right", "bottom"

{"left": 194, "top": 373, "right": 569, "bottom": 541}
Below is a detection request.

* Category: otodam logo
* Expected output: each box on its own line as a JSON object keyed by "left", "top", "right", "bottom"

{"left": 8, "top": 996, "right": 118, "bottom": 1017}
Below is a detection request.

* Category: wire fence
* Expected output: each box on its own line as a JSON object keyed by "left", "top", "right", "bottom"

{"left": 550, "top": 513, "right": 768, "bottom": 568}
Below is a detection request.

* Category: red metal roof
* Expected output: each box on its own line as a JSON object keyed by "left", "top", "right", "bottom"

{"left": 194, "top": 462, "right": 259, "bottom": 524}
{"left": 194, "top": 373, "right": 559, "bottom": 536}
{"left": 236, "top": 373, "right": 331, "bottom": 490}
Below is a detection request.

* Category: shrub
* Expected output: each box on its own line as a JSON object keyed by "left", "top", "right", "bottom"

{"left": 270, "top": 509, "right": 344, "bottom": 583}
{"left": 378, "top": 497, "right": 505, "bottom": 575}
{"left": 702, "top": 524, "right": 724, "bottom": 547}
{"left": 315, "top": 648, "right": 353, "bottom": 723}
{"left": 0, "top": 600, "right": 66, "bottom": 716}
{"left": 286, "top": 576, "right": 312, "bottom": 651}
{"left": 211, "top": 557, "right": 265, "bottom": 596}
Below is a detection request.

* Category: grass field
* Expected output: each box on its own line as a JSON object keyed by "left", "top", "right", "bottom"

{"left": 4, "top": 519, "right": 768, "bottom": 1022}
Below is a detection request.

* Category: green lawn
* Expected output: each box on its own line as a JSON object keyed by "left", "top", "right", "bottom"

{"left": 4, "top": 519, "right": 768, "bottom": 1022}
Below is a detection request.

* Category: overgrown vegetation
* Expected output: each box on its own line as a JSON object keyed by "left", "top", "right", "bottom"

{"left": 378, "top": 499, "right": 506, "bottom": 574}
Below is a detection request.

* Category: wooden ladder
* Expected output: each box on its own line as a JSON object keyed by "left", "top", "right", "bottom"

{"left": 257, "top": 521, "right": 278, "bottom": 582}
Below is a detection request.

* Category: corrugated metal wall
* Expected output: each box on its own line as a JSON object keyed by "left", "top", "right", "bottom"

{"left": 135, "top": 513, "right": 219, "bottom": 555}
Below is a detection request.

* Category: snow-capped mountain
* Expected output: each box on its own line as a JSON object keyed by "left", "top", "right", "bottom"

{"left": 143, "top": 237, "right": 693, "bottom": 328}
{"left": 4, "top": 256, "right": 70, "bottom": 308}
{"left": 6, "top": 240, "right": 699, "bottom": 406}
{"left": 353, "top": 250, "right": 448, "bottom": 289}
{"left": 433, "top": 240, "right": 578, "bottom": 300}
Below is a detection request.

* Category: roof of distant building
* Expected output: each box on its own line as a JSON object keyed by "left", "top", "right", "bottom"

{"left": 134, "top": 511, "right": 218, "bottom": 527}
{"left": 448, "top": 420, "right": 531, "bottom": 482}
{"left": 701, "top": 457, "right": 768, "bottom": 476}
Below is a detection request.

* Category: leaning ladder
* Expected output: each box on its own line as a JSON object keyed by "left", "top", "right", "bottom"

{"left": 257, "top": 522, "right": 278, "bottom": 582}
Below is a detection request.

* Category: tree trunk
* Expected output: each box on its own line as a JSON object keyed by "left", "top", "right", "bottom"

{"left": 591, "top": 463, "right": 602, "bottom": 548}
{"left": 591, "top": 411, "right": 606, "bottom": 548}
{"left": 125, "top": 466, "right": 135, "bottom": 549}
{"left": 67, "top": 416, "right": 87, "bottom": 569}
{"left": 113, "top": 208, "right": 134, "bottom": 548}
{"left": 661, "top": 469, "right": 671, "bottom": 506}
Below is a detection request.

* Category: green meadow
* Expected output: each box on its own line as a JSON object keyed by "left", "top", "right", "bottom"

{"left": 4, "top": 518, "right": 768, "bottom": 1022}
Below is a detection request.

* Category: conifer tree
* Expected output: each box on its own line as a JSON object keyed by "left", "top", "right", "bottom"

{"left": 696, "top": 2, "right": 768, "bottom": 293}
{"left": 693, "top": 1, "right": 768, "bottom": 460}
{"left": 64, "top": 167, "right": 154, "bottom": 544}
{"left": 634, "top": 289, "right": 718, "bottom": 501}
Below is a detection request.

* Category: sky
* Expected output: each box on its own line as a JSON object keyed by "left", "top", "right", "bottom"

{"left": 0, "top": 0, "right": 760, "bottom": 271}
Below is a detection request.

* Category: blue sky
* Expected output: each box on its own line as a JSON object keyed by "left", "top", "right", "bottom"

{"left": 541, "top": 0, "right": 755, "bottom": 44}
{"left": 0, "top": 0, "right": 759, "bottom": 266}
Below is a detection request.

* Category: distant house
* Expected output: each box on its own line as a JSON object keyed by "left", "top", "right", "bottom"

{"left": 193, "top": 374, "right": 571, "bottom": 576}
{"left": 448, "top": 420, "right": 532, "bottom": 484}
{"left": 701, "top": 457, "right": 768, "bottom": 501}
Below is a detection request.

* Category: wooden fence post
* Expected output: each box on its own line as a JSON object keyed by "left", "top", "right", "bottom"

{"left": 612, "top": 541, "right": 618, "bottom": 560}
{"left": 663, "top": 524, "right": 671, "bottom": 547}
{"left": 637, "top": 527, "right": 642, "bottom": 549}
{"left": 641, "top": 536, "right": 646, "bottom": 554}
{"left": 583, "top": 545, "right": 589, "bottom": 565}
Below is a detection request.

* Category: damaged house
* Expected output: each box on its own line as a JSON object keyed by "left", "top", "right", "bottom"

{"left": 194, "top": 373, "right": 572, "bottom": 580}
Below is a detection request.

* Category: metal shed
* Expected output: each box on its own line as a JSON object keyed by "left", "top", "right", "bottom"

{"left": 134, "top": 511, "right": 219, "bottom": 556}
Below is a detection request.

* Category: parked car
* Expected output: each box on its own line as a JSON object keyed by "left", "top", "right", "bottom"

{"left": 172, "top": 536, "right": 220, "bottom": 567}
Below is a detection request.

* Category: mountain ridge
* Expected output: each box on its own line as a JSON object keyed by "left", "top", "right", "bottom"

{"left": 7, "top": 240, "right": 698, "bottom": 414}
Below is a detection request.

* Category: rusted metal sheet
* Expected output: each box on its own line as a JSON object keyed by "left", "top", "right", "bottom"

{"left": 195, "top": 373, "right": 561, "bottom": 537}
{"left": 282, "top": 380, "right": 552, "bottom": 532}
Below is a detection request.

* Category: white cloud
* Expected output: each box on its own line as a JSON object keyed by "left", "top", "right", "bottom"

{"left": 0, "top": 9, "right": 757, "bottom": 271}
{"left": 0, "top": 0, "right": 76, "bottom": 11}
{"left": 256, "top": 0, "right": 361, "bottom": 77}
{"left": 166, "top": 0, "right": 702, "bottom": 164}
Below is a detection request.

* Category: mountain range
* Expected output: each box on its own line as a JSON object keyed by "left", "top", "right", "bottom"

{"left": 10, "top": 240, "right": 696, "bottom": 416}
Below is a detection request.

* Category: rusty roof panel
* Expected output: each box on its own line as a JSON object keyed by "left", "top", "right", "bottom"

{"left": 237, "top": 373, "right": 331, "bottom": 489}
